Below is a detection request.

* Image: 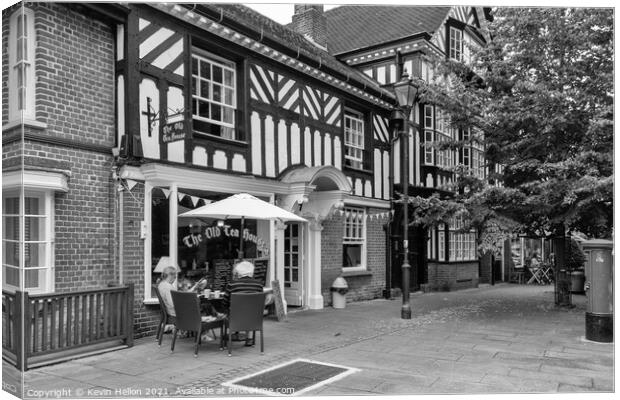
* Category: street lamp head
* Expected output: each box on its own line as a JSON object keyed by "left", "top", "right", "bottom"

{"left": 393, "top": 70, "right": 425, "bottom": 109}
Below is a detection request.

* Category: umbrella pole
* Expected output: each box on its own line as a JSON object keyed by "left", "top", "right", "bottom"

{"left": 239, "top": 216, "right": 245, "bottom": 259}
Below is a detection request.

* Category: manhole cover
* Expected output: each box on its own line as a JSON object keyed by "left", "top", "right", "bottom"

{"left": 222, "top": 358, "right": 360, "bottom": 396}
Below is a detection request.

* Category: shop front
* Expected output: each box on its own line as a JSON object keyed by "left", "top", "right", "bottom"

{"left": 123, "top": 163, "right": 353, "bottom": 313}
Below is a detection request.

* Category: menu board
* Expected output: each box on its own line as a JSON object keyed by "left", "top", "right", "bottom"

{"left": 212, "top": 259, "right": 233, "bottom": 292}
{"left": 253, "top": 258, "right": 269, "bottom": 287}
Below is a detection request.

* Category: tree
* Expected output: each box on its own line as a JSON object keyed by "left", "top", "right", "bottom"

{"left": 423, "top": 7, "right": 613, "bottom": 240}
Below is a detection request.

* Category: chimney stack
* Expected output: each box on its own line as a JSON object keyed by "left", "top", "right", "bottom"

{"left": 291, "top": 4, "right": 327, "bottom": 50}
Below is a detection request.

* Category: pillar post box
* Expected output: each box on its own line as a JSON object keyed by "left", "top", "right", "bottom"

{"left": 582, "top": 239, "right": 613, "bottom": 342}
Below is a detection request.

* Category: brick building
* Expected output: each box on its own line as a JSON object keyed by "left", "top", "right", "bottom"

{"left": 3, "top": 3, "right": 491, "bottom": 340}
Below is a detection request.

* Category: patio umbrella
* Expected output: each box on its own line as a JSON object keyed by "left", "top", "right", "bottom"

{"left": 178, "top": 193, "right": 306, "bottom": 258}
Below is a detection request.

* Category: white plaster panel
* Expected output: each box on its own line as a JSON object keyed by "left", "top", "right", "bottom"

{"left": 324, "top": 133, "right": 332, "bottom": 166}
{"left": 232, "top": 154, "right": 246, "bottom": 172}
{"left": 278, "top": 119, "right": 288, "bottom": 173}
{"left": 304, "top": 127, "right": 312, "bottom": 167}
{"left": 355, "top": 178, "right": 363, "bottom": 196}
{"left": 139, "top": 78, "right": 160, "bottom": 159}
{"left": 192, "top": 146, "right": 208, "bottom": 166}
{"left": 313, "top": 130, "right": 322, "bottom": 166}
{"left": 333, "top": 136, "right": 342, "bottom": 170}
{"left": 374, "top": 149, "right": 382, "bottom": 199}
{"left": 426, "top": 173, "right": 434, "bottom": 187}
{"left": 116, "top": 75, "right": 125, "bottom": 145}
{"left": 265, "top": 115, "right": 276, "bottom": 177}
{"left": 291, "top": 123, "right": 301, "bottom": 165}
{"left": 383, "top": 151, "right": 390, "bottom": 200}
{"left": 364, "top": 180, "right": 372, "bottom": 198}
{"left": 166, "top": 86, "right": 185, "bottom": 163}
{"left": 213, "top": 150, "right": 227, "bottom": 170}
{"left": 251, "top": 112, "right": 262, "bottom": 175}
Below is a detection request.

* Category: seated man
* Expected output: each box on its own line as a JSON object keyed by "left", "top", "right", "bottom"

{"left": 223, "top": 261, "right": 263, "bottom": 346}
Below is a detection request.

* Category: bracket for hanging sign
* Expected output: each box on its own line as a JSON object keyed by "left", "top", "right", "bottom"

{"left": 142, "top": 97, "right": 186, "bottom": 142}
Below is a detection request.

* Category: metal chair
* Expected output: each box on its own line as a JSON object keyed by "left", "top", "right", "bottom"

{"left": 170, "top": 290, "right": 225, "bottom": 357}
{"left": 153, "top": 285, "right": 176, "bottom": 346}
{"left": 224, "top": 292, "right": 266, "bottom": 356}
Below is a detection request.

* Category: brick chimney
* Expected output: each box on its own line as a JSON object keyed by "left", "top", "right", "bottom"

{"left": 291, "top": 4, "right": 327, "bottom": 50}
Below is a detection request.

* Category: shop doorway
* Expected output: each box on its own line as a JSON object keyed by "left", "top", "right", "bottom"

{"left": 284, "top": 223, "right": 303, "bottom": 306}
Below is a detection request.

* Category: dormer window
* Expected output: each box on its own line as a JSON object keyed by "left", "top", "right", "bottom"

{"left": 449, "top": 26, "right": 463, "bottom": 62}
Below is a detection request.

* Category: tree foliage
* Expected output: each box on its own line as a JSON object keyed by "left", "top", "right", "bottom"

{"left": 421, "top": 7, "right": 614, "bottom": 241}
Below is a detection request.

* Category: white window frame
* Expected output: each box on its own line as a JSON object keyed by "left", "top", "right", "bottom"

{"left": 448, "top": 217, "right": 476, "bottom": 262}
{"left": 449, "top": 26, "right": 463, "bottom": 62}
{"left": 342, "top": 207, "right": 367, "bottom": 271}
{"left": 344, "top": 109, "right": 365, "bottom": 170}
{"left": 191, "top": 49, "right": 237, "bottom": 140}
{"left": 2, "top": 188, "right": 55, "bottom": 294}
{"left": 438, "top": 226, "right": 446, "bottom": 261}
{"left": 8, "top": 7, "right": 36, "bottom": 123}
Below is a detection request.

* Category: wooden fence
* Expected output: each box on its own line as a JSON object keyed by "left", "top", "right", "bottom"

{"left": 2, "top": 284, "right": 134, "bottom": 370}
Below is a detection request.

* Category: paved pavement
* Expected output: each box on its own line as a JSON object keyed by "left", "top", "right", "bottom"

{"left": 3, "top": 284, "right": 615, "bottom": 398}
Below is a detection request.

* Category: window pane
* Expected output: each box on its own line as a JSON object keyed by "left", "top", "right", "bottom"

{"left": 200, "top": 80, "right": 210, "bottom": 99}
{"left": 3, "top": 266, "right": 19, "bottom": 287}
{"left": 3, "top": 241, "right": 20, "bottom": 267}
{"left": 25, "top": 242, "right": 46, "bottom": 268}
{"left": 198, "top": 100, "right": 209, "bottom": 118}
{"left": 212, "top": 84, "right": 222, "bottom": 102}
{"left": 25, "top": 216, "right": 45, "bottom": 241}
{"left": 222, "top": 107, "right": 234, "bottom": 124}
{"left": 343, "top": 244, "right": 362, "bottom": 267}
{"left": 25, "top": 269, "right": 44, "bottom": 290}
{"left": 212, "top": 65, "right": 222, "bottom": 83}
{"left": 4, "top": 197, "right": 19, "bottom": 214}
{"left": 224, "top": 88, "right": 234, "bottom": 106}
{"left": 199, "top": 60, "right": 210, "bottom": 79}
{"left": 25, "top": 197, "right": 42, "bottom": 215}
{"left": 3, "top": 216, "right": 19, "bottom": 240}
{"left": 292, "top": 268, "right": 298, "bottom": 282}
{"left": 224, "top": 69, "right": 234, "bottom": 86}
{"left": 211, "top": 104, "right": 221, "bottom": 121}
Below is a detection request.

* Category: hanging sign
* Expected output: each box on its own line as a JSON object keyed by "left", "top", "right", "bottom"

{"left": 161, "top": 120, "right": 186, "bottom": 144}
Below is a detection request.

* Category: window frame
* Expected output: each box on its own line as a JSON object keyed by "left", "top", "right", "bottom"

{"left": 191, "top": 48, "right": 238, "bottom": 141}
{"left": 8, "top": 7, "right": 36, "bottom": 122}
{"left": 2, "top": 188, "right": 55, "bottom": 294}
{"left": 342, "top": 206, "right": 367, "bottom": 271}
{"left": 447, "top": 217, "right": 477, "bottom": 262}
{"left": 449, "top": 26, "right": 463, "bottom": 62}
{"left": 344, "top": 109, "right": 366, "bottom": 170}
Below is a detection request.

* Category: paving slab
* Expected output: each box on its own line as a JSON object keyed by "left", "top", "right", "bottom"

{"left": 5, "top": 283, "right": 614, "bottom": 397}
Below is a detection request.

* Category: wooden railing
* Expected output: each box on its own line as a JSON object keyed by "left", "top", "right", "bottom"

{"left": 2, "top": 284, "right": 134, "bottom": 370}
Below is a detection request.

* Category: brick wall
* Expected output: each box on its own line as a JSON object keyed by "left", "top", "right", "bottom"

{"left": 426, "top": 261, "right": 479, "bottom": 291}
{"left": 320, "top": 208, "right": 388, "bottom": 306}
{"left": 2, "top": 3, "right": 118, "bottom": 292}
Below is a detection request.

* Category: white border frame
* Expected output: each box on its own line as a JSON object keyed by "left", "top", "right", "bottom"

{"left": 221, "top": 358, "right": 361, "bottom": 396}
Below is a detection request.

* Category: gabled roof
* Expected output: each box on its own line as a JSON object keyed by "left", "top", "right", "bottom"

{"left": 325, "top": 6, "right": 452, "bottom": 55}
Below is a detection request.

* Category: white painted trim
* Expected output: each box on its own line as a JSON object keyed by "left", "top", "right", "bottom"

{"left": 345, "top": 195, "right": 390, "bottom": 209}
{"left": 3, "top": 170, "right": 68, "bottom": 192}
{"left": 139, "top": 163, "right": 291, "bottom": 195}
{"left": 2, "top": 118, "right": 47, "bottom": 131}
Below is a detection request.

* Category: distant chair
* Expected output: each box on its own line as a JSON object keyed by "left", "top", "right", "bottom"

{"left": 225, "top": 292, "right": 266, "bottom": 356}
{"left": 153, "top": 285, "right": 176, "bottom": 346}
{"left": 170, "top": 290, "right": 225, "bottom": 357}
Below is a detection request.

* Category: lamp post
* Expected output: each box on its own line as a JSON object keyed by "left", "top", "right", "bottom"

{"left": 391, "top": 71, "right": 424, "bottom": 319}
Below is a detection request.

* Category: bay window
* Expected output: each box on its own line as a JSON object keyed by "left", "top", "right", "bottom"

{"left": 2, "top": 190, "right": 54, "bottom": 293}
